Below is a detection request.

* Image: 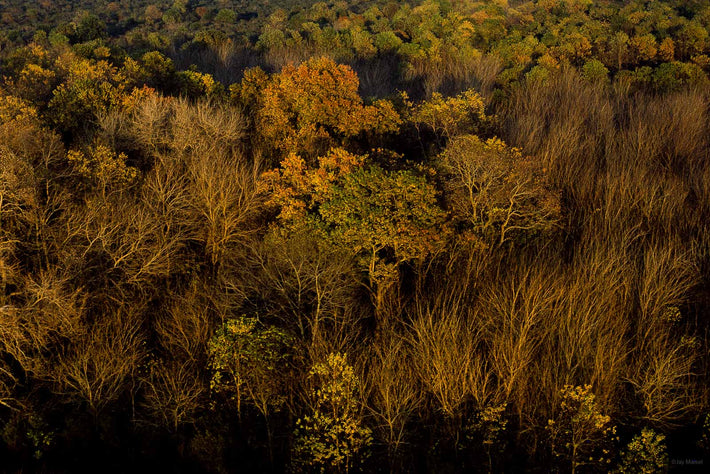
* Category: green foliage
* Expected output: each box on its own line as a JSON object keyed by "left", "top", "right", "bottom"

{"left": 208, "top": 317, "right": 293, "bottom": 417}
{"left": 581, "top": 59, "right": 610, "bottom": 84}
{"left": 525, "top": 65, "right": 552, "bottom": 84}
{"left": 2, "top": 413, "right": 55, "bottom": 460}
{"left": 177, "top": 69, "right": 224, "bottom": 100}
{"left": 318, "top": 164, "right": 447, "bottom": 273}
{"left": 25, "top": 415, "right": 54, "bottom": 459}
{"left": 292, "top": 353, "right": 372, "bottom": 473}
{"left": 261, "top": 149, "right": 446, "bottom": 312}
{"left": 652, "top": 61, "right": 708, "bottom": 92}
{"left": 614, "top": 428, "right": 668, "bottom": 474}
{"left": 137, "top": 51, "right": 178, "bottom": 92}
{"left": 47, "top": 55, "right": 128, "bottom": 135}
{"left": 73, "top": 11, "right": 106, "bottom": 43}
{"left": 214, "top": 9, "right": 238, "bottom": 25}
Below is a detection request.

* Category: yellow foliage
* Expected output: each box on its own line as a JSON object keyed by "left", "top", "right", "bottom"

{"left": 293, "top": 352, "right": 372, "bottom": 472}
{"left": 260, "top": 148, "right": 366, "bottom": 225}
{"left": 0, "top": 94, "right": 39, "bottom": 124}
{"left": 547, "top": 385, "right": 618, "bottom": 472}
{"left": 120, "top": 85, "right": 158, "bottom": 112}
{"left": 67, "top": 144, "right": 137, "bottom": 189}
{"left": 412, "top": 88, "right": 488, "bottom": 140}
{"left": 253, "top": 57, "right": 401, "bottom": 157}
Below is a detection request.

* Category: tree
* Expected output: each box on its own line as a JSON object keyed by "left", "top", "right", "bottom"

{"left": 177, "top": 70, "right": 224, "bottom": 100}
{"left": 318, "top": 165, "right": 446, "bottom": 308}
{"left": 143, "top": 289, "right": 212, "bottom": 433}
{"left": 581, "top": 59, "right": 609, "bottom": 84}
{"left": 629, "top": 34, "right": 658, "bottom": 63}
{"left": 137, "top": 51, "right": 179, "bottom": 93}
{"left": 607, "top": 31, "right": 630, "bottom": 70}
{"left": 47, "top": 55, "right": 128, "bottom": 136}
{"left": 244, "top": 228, "right": 360, "bottom": 342}
{"left": 614, "top": 428, "right": 667, "bottom": 474}
{"left": 547, "top": 385, "right": 617, "bottom": 474}
{"left": 73, "top": 11, "right": 106, "bottom": 43}
{"left": 658, "top": 37, "right": 675, "bottom": 61}
{"left": 145, "top": 5, "right": 163, "bottom": 24}
{"left": 437, "top": 135, "right": 560, "bottom": 246}
{"left": 214, "top": 9, "right": 237, "bottom": 25}
{"left": 366, "top": 333, "right": 422, "bottom": 463}
{"left": 676, "top": 21, "right": 708, "bottom": 59}
{"left": 292, "top": 352, "right": 372, "bottom": 473}
{"left": 208, "top": 317, "right": 292, "bottom": 411}
{"left": 9, "top": 63, "right": 56, "bottom": 105}
{"left": 411, "top": 88, "right": 489, "bottom": 143}
{"left": 54, "top": 312, "right": 143, "bottom": 418}
{"left": 208, "top": 316, "right": 293, "bottom": 455}
{"left": 260, "top": 148, "right": 365, "bottom": 226}
{"left": 67, "top": 144, "right": 138, "bottom": 197}
{"left": 253, "top": 57, "right": 401, "bottom": 159}
{"left": 0, "top": 93, "right": 63, "bottom": 167}
{"left": 261, "top": 148, "right": 447, "bottom": 315}
{"left": 0, "top": 269, "right": 85, "bottom": 411}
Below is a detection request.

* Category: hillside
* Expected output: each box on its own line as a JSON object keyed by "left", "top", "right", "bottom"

{"left": 0, "top": 1, "right": 709, "bottom": 472}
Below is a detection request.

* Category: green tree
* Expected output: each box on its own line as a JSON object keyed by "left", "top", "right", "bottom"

{"left": 581, "top": 59, "right": 610, "bottom": 84}
{"left": 47, "top": 55, "right": 128, "bottom": 135}
{"left": 73, "top": 11, "right": 106, "bottom": 43}
{"left": 208, "top": 317, "right": 293, "bottom": 427}
{"left": 676, "top": 21, "right": 708, "bottom": 59}
{"left": 261, "top": 148, "right": 447, "bottom": 315}
{"left": 318, "top": 165, "right": 446, "bottom": 306}
{"left": 214, "top": 9, "right": 237, "bottom": 25}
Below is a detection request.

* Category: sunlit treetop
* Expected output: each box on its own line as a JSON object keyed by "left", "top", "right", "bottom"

{"left": 261, "top": 146, "right": 447, "bottom": 296}
{"left": 240, "top": 57, "right": 401, "bottom": 159}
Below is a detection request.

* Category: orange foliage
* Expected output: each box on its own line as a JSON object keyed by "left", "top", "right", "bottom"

{"left": 254, "top": 57, "right": 401, "bottom": 158}
{"left": 260, "top": 148, "right": 366, "bottom": 224}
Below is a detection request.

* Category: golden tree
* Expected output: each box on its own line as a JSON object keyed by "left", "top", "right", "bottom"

{"left": 292, "top": 352, "right": 372, "bottom": 473}
{"left": 251, "top": 57, "right": 401, "bottom": 159}
{"left": 437, "top": 135, "right": 560, "bottom": 246}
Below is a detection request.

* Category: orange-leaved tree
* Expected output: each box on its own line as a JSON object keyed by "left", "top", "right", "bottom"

{"left": 240, "top": 57, "right": 401, "bottom": 160}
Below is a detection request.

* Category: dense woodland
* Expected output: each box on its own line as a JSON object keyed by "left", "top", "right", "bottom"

{"left": 1, "top": 0, "right": 710, "bottom": 472}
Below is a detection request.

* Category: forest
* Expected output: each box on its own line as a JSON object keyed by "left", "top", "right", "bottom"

{"left": 1, "top": 0, "right": 710, "bottom": 472}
